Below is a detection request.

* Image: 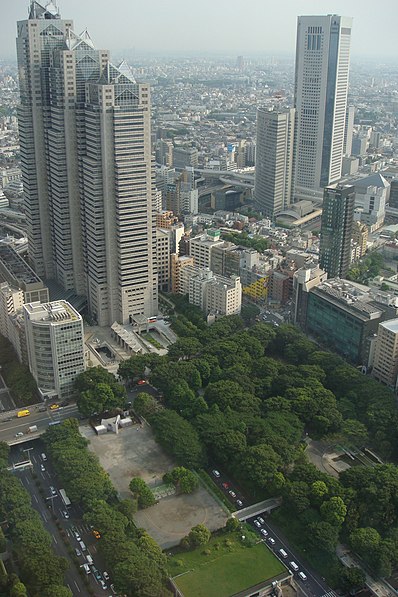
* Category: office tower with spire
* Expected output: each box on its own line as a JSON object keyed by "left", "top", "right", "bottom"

{"left": 294, "top": 15, "right": 352, "bottom": 199}
{"left": 319, "top": 184, "right": 355, "bottom": 278}
{"left": 16, "top": 2, "right": 157, "bottom": 326}
{"left": 254, "top": 107, "right": 295, "bottom": 218}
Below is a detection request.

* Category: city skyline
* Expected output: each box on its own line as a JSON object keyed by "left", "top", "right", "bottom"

{"left": 1, "top": 1, "right": 398, "bottom": 60}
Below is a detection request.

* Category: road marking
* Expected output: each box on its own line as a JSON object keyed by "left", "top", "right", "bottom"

{"left": 33, "top": 495, "right": 39, "bottom": 503}
{"left": 25, "top": 476, "right": 30, "bottom": 485}
{"left": 41, "top": 511, "right": 48, "bottom": 522}
{"left": 74, "top": 580, "right": 81, "bottom": 593}
{"left": 53, "top": 536, "right": 58, "bottom": 544}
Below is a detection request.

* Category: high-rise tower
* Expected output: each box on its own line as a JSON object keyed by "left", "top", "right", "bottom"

{"left": 16, "top": 1, "right": 157, "bottom": 325}
{"left": 319, "top": 184, "right": 355, "bottom": 278}
{"left": 254, "top": 107, "right": 295, "bottom": 218}
{"left": 294, "top": 15, "right": 352, "bottom": 199}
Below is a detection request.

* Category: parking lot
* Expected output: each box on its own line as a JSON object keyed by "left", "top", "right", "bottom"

{"left": 84, "top": 423, "right": 228, "bottom": 548}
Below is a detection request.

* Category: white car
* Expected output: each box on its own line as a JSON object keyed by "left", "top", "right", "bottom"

{"left": 258, "top": 516, "right": 265, "bottom": 525}
{"left": 260, "top": 528, "right": 268, "bottom": 537}
{"left": 62, "top": 510, "right": 69, "bottom": 519}
{"left": 212, "top": 469, "right": 220, "bottom": 478}
{"left": 40, "top": 464, "right": 45, "bottom": 472}
{"left": 268, "top": 537, "right": 276, "bottom": 546}
{"left": 298, "top": 571, "right": 307, "bottom": 581}
{"left": 50, "top": 486, "right": 57, "bottom": 496}
{"left": 99, "top": 579, "right": 107, "bottom": 590}
{"left": 103, "top": 571, "right": 110, "bottom": 581}
{"left": 228, "top": 490, "right": 236, "bottom": 498}
{"left": 236, "top": 499, "right": 243, "bottom": 508}
{"left": 254, "top": 520, "right": 261, "bottom": 528}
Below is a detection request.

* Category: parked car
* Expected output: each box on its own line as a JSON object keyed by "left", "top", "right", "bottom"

{"left": 228, "top": 490, "right": 236, "bottom": 498}
{"left": 212, "top": 469, "right": 220, "bottom": 478}
{"left": 268, "top": 537, "right": 276, "bottom": 546}
{"left": 75, "top": 548, "right": 81, "bottom": 557}
{"left": 50, "top": 486, "right": 57, "bottom": 495}
{"left": 260, "top": 528, "right": 268, "bottom": 537}
{"left": 254, "top": 520, "right": 261, "bottom": 528}
{"left": 103, "top": 572, "right": 110, "bottom": 581}
{"left": 62, "top": 510, "right": 69, "bottom": 519}
{"left": 222, "top": 482, "right": 230, "bottom": 490}
{"left": 40, "top": 464, "right": 45, "bottom": 472}
{"left": 236, "top": 499, "right": 243, "bottom": 508}
{"left": 258, "top": 517, "right": 265, "bottom": 525}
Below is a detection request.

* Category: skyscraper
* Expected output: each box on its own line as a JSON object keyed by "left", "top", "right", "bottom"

{"left": 254, "top": 107, "right": 295, "bottom": 218}
{"left": 319, "top": 184, "right": 355, "bottom": 278}
{"left": 17, "top": 1, "right": 157, "bottom": 326}
{"left": 294, "top": 15, "right": 352, "bottom": 199}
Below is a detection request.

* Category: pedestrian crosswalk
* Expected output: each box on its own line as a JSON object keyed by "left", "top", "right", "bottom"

{"left": 67, "top": 523, "right": 92, "bottom": 538}
{"left": 320, "top": 591, "right": 338, "bottom": 597}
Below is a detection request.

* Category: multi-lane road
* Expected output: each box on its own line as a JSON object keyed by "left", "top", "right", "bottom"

{"left": 209, "top": 468, "right": 334, "bottom": 597}
{"left": 0, "top": 403, "right": 81, "bottom": 444}
{"left": 10, "top": 440, "right": 114, "bottom": 596}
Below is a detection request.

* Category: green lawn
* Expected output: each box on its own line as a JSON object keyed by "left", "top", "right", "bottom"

{"left": 168, "top": 533, "right": 285, "bottom": 597}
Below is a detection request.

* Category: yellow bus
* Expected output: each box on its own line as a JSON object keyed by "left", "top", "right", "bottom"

{"left": 17, "top": 409, "right": 30, "bottom": 418}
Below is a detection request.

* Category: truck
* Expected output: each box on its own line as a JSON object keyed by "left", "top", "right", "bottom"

{"left": 17, "top": 409, "right": 30, "bottom": 418}
{"left": 27, "top": 425, "right": 38, "bottom": 433}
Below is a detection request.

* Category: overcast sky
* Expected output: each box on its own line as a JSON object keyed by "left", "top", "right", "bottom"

{"left": 1, "top": 0, "right": 397, "bottom": 60}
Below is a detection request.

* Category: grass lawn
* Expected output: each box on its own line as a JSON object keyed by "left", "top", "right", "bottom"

{"left": 168, "top": 533, "right": 285, "bottom": 597}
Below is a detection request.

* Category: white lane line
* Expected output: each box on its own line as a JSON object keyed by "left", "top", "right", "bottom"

{"left": 41, "top": 511, "right": 48, "bottom": 522}
{"left": 74, "top": 580, "right": 81, "bottom": 593}
{"left": 53, "top": 536, "right": 58, "bottom": 544}
{"left": 33, "top": 495, "right": 39, "bottom": 503}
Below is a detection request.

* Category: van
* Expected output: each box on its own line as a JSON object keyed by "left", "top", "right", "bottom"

{"left": 279, "top": 548, "right": 288, "bottom": 559}
{"left": 290, "top": 561, "right": 299, "bottom": 572}
{"left": 17, "top": 409, "right": 30, "bottom": 418}
{"left": 79, "top": 541, "right": 87, "bottom": 552}
{"left": 298, "top": 571, "right": 307, "bottom": 581}
{"left": 41, "top": 453, "right": 47, "bottom": 461}
{"left": 86, "top": 555, "right": 93, "bottom": 565}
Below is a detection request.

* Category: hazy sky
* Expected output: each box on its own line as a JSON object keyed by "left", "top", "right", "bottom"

{"left": 1, "top": 0, "right": 398, "bottom": 60}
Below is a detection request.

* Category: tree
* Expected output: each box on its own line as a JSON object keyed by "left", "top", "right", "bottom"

{"left": 341, "top": 419, "right": 368, "bottom": 448}
{"left": 240, "top": 303, "right": 260, "bottom": 325}
{"left": 118, "top": 499, "right": 137, "bottom": 520}
{"left": 151, "top": 410, "right": 206, "bottom": 469}
{"left": 225, "top": 517, "right": 240, "bottom": 532}
{"left": 188, "top": 524, "right": 211, "bottom": 547}
{"left": 309, "top": 521, "right": 339, "bottom": 553}
{"left": 239, "top": 444, "right": 283, "bottom": 490}
{"left": 10, "top": 582, "right": 28, "bottom": 597}
{"left": 350, "top": 527, "right": 381, "bottom": 562}
{"left": 339, "top": 567, "right": 366, "bottom": 592}
{"left": 41, "top": 588, "right": 73, "bottom": 597}
{"left": 0, "top": 442, "right": 9, "bottom": 468}
{"left": 310, "top": 481, "right": 329, "bottom": 505}
{"left": 77, "top": 382, "right": 125, "bottom": 417}
{"left": 129, "top": 478, "right": 156, "bottom": 509}
{"left": 118, "top": 354, "right": 148, "bottom": 381}
{"left": 167, "top": 337, "right": 203, "bottom": 360}
{"left": 133, "top": 393, "right": 161, "bottom": 418}
{"left": 283, "top": 481, "right": 310, "bottom": 514}
{"left": 320, "top": 496, "right": 347, "bottom": 526}
{"left": 163, "top": 467, "right": 199, "bottom": 494}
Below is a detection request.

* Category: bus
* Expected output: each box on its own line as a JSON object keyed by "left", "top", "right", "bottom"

{"left": 59, "top": 488, "right": 71, "bottom": 508}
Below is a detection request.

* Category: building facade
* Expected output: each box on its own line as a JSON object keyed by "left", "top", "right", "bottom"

{"left": 371, "top": 319, "right": 398, "bottom": 388}
{"left": 255, "top": 107, "right": 295, "bottom": 217}
{"left": 17, "top": 2, "right": 157, "bottom": 326}
{"left": 24, "top": 300, "right": 85, "bottom": 399}
{"left": 294, "top": 15, "right": 352, "bottom": 198}
{"left": 319, "top": 184, "right": 355, "bottom": 278}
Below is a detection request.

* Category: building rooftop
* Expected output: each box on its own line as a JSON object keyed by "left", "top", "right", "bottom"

{"left": 0, "top": 245, "right": 43, "bottom": 287}
{"left": 24, "top": 300, "right": 81, "bottom": 323}
{"left": 380, "top": 319, "right": 398, "bottom": 334}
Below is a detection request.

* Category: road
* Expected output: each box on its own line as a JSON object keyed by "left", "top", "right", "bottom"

{"left": 0, "top": 403, "right": 81, "bottom": 445}
{"left": 247, "top": 513, "right": 332, "bottom": 597}
{"left": 10, "top": 440, "right": 114, "bottom": 596}
{"left": 208, "top": 468, "right": 334, "bottom": 597}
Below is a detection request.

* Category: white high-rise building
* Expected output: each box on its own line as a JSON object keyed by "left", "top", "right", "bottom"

{"left": 24, "top": 300, "right": 85, "bottom": 399}
{"left": 255, "top": 107, "right": 295, "bottom": 217}
{"left": 294, "top": 15, "right": 353, "bottom": 199}
{"left": 16, "top": 2, "right": 157, "bottom": 326}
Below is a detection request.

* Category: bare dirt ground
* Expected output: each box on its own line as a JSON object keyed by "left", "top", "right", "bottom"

{"left": 82, "top": 422, "right": 228, "bottom": 548}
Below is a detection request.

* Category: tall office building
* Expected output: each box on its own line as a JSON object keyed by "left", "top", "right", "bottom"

{"left": 16, "top": 2, "right": 157, "bottom": 326}
{"left": 294, "top": 15, "right": 352, "bottom": 198}
{"left": 319, "top": 184, "right": 355, "bottom": 278}
{"left": 255, "top": 107, "right": 295, "bottom": 218}
{"left": 24, "top": 300, "right": 85, "bottom": 399}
